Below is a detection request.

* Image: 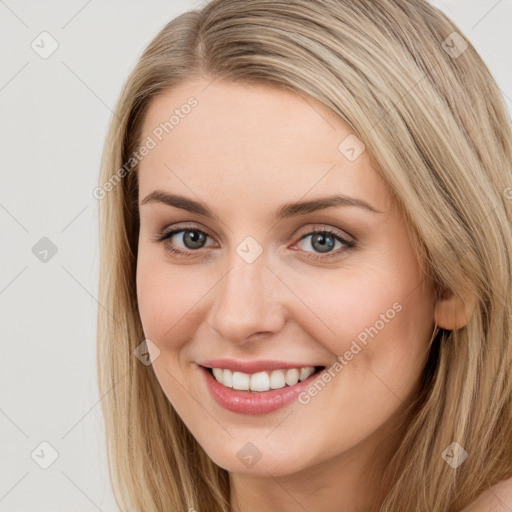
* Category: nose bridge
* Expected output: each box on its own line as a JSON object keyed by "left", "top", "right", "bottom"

{"left": 207, "top": 241, "right": 285, "bottom": 344}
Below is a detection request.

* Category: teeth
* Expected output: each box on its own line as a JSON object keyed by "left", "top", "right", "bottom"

{"left": 223, "top": 369, "right": 233, "bottom": 388}
{"left": 269, "top": 369, "right": 286, "bottom": 389}
{"left": 232, "top": 371, "right": 250, "bottom": 390}
{"left": 212, "top": 368, "right": 223, "bottom": 381}
{"left": 250, "top": 371, "right": 270, "bottom": 392}
{"left": 299, "top": 366, "right": 315, "bottom": 381}
{"left": 285, "top": 368, "right": 299, "bottom": 386}
{"left": 210, "top": 366, "right": 318, "bottom": 392}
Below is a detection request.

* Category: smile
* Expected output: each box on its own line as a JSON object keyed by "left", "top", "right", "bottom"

{"left": 198, "top": 364, "right": 328, "bottom": 415}
{"left": 207, "top": 366, "right": 325, "bottom": 392}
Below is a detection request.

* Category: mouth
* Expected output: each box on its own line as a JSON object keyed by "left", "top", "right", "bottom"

{"left": 201, "top": 364, "right": 326, "bottom": 393}
{"left": 199, "top": 363, "right": 330, "bottom": 415}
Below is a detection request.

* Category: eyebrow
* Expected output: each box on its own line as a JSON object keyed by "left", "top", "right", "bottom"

{"left": 140, "top": 190, "right": 383, "bottom": 219}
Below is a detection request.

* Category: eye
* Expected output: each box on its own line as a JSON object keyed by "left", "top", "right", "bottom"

{"left": 293, "top": 228, "right": 355, "bottom": 260}
{"left": 155, "top": 225, "right": 215, "bottom": 256}
{"left": 154, "top": 224, "right": 355, "bottom": 261}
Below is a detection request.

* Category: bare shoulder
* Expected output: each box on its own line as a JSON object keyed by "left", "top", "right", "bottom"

{"left": 460, "top": 476, "right": 512, "bottom": 512}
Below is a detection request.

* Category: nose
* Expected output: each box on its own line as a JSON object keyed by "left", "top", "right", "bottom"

{"left": 206, "top": 246, "right": 287, "bottom": 345}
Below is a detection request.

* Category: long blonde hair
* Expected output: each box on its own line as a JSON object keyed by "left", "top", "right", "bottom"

{"left": 96, "top": 1, "right": 512, "bottom": 510}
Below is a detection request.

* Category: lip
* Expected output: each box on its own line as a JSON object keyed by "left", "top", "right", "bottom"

{"left": 198, "top": 358, "right": 326, "bottom": 374}
{"left": 197, "top": 363, "right": 325, "bottom": 415}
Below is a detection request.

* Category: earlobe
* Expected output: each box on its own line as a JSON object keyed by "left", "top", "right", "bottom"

{"left": 434, "top": 288, "right": 477, "bottom": 330}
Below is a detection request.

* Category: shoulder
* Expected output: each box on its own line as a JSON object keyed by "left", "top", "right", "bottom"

{"left": 460, "top": 476, "right": 512, "bottom": 512}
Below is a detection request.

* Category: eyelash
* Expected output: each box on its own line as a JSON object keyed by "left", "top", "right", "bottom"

{"left": 153, "top": 224, "right": 356, "bottom": 261}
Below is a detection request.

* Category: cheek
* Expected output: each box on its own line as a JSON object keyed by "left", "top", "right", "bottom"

{"left": 135, "top": 255, "right": 205, "bottom": 410}
{"left": 286, "top": 265, "right": 405, "bottom": 353}
{"left": 290, "top": 256, "right": 432, "bottom": 380}
{"left": 136, "top": 252, "right": 201, "bottom": 347}
{"left": 136, "top": 251, "right": 228, "bottom": 365}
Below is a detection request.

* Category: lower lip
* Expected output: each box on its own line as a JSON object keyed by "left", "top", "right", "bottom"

{"left": 198, "top": 364, "right": 324, "bottom": 415}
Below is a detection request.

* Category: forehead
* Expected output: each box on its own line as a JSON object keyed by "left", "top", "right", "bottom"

{"left": 137, "top": 78, "right": 389, "bottom": 212}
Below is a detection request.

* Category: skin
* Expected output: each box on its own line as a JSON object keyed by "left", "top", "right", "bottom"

{"left": 460, "top": 476, "right": 512, "bottom": 512}
{"left": 135, "top": 77, "right": 469, "bottom": 512}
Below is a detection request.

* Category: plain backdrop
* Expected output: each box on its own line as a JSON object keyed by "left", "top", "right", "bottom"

{"left": 1, "top": 1, "right": 511, "bottom": 510}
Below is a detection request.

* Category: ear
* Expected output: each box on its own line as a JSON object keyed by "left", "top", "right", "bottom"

{"left": 434, "top": 287, "right": 477, "bottom": 330}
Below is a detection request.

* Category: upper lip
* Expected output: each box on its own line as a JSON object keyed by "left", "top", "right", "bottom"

{"left": 198, "top": 359, "right": 326, "bottom": 374}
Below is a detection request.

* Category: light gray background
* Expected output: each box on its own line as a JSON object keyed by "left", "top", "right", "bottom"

{"left": 1, "top": 1, "right": 510, "bottom": 510}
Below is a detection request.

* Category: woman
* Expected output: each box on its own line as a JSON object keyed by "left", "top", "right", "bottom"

{"left": 96, "top": 1, "right": 512, "bottom": 510}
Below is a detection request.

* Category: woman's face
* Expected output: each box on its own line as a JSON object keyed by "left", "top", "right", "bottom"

{"left": 136, "top": 77, "right": 436, "bottom": 477}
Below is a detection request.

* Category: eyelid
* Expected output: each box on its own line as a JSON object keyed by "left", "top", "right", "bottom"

{"left": 294, "top": 224, "right": 355, "bottom": 244}
{"left": 156, "top": 222, "right": 215, "bottom": 242}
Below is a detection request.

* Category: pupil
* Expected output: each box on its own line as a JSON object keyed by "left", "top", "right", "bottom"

{"left": 313, "top": 233, "right": 334, "bottom": 253}
{"left": 184, "top": 230, "right": 205, "bottom": 249}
